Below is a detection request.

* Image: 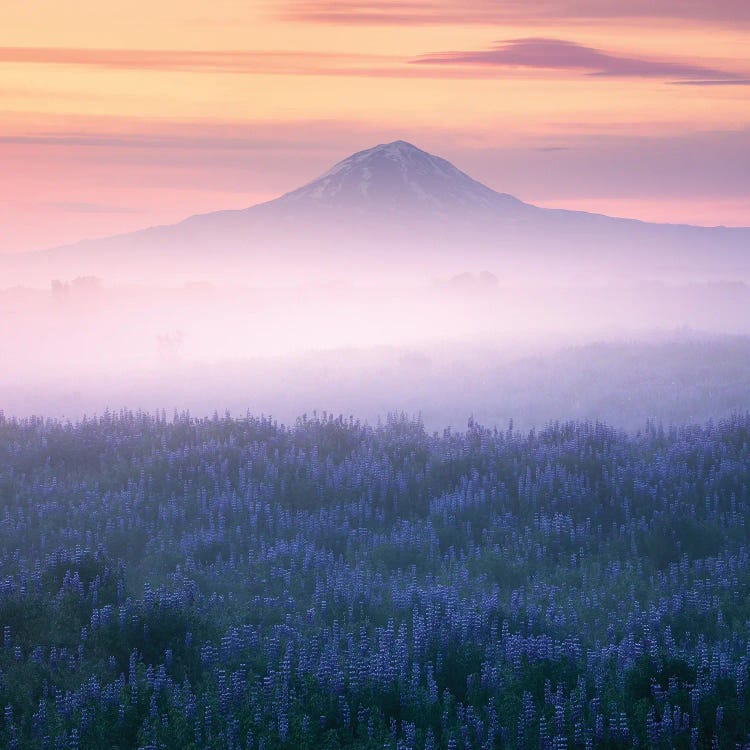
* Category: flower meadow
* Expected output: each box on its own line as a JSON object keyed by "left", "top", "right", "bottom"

{"left": 1, "top": 410, "right": 750, "bottom": 749}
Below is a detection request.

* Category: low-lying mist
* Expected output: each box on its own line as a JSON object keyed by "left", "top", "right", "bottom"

{"left": 3, "top": 273, "right": 750, "bottom": 430}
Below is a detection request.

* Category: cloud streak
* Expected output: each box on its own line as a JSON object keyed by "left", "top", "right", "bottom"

{"left": 671, "top": 79, "right": 750, "bottom": 86}
{"left": 414, "top": 38, "right": 746, "bottom": 81}
{"left": 0, "top": 47, "right": 395, "bottom": 76}
{"left": 283, "top": 0, "right": 750, "bottom": 26}
{"left": 0, "top": 134, "right": 326, "bottom": 150}
{"left": 4, "top": 43, "right": 744, "bottom": 84}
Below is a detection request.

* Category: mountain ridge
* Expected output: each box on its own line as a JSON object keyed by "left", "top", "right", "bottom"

{"left": 5, "top": 140, "right": 750, "bottom": 286}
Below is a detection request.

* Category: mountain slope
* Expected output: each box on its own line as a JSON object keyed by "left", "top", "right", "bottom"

{"left": 5, "top": 140, "right": 750, "bottom": 286}
{"left": 276, "top": 140, "right": 526, "bottom": 214}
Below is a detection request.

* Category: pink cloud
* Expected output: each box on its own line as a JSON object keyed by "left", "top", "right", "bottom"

{"left": 672, "top": 79, "right": 750, "bottom": 86}
{"left": 5, "top": 43, "right": 742, "bottom": 84}
{"left": 414, "top": 38, "right": 746, "bottom": 81}
{"left": 282, "top": 0, "right": 750, "bottom": 25}
{"left": 0, "top": 47, "right": 393, "bottom": 75}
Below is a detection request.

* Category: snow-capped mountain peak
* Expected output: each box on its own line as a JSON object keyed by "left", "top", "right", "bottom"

{"left": 278, "top": 140, "right": 523, "bottom": 214}
{"left": 10, "top": 138, "right": 750, "bottom": 289}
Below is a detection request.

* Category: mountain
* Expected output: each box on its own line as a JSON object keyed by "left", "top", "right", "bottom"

{"left": 276, "top": 140, "right": 526, "bottom": 215}
{"left": 5, "top": 140, "right": 750, "bottom": 286}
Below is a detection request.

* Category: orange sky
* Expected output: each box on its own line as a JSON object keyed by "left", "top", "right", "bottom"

{"left": 1, "top": 0, "right": 749, "bottom": 252}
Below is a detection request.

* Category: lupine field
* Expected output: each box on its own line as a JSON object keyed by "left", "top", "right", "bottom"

{"left": 1, "top": 409, "right": 750, "bottom": 750}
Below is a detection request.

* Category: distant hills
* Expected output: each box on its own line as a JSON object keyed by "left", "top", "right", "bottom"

{"left": 5, "top": 140, "right": 749, "bottom": 286}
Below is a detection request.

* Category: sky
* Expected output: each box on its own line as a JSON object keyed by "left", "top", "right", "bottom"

{"left": 1, "top": 0, "right": 749, "bottom": 253}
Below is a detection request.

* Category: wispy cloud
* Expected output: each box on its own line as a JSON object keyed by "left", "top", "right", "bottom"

{"left": 4, "top": 43, "right": 744, "bottom": 84}
{"left": 671, "top": 79, "right": 750, "bottom": 86}
{"left": 0, "top": 47, "right": 394, "bottom": 75}
{"left": 0, "top": 134, "right": 322, "bottom": 150}
{"left": 0, "top": 46, "right": 491, "bottom": 80}
{"left": 414, "top": 38, "right": 745, "bottom": 81}
{"left": 0, "top": 118, "right": 416, "bottom": 160}
{"left": 282, "top": 0, "right": 750, "bottom": 26}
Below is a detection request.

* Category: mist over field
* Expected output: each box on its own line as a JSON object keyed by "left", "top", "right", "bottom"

{"left": 3, "top": 271, "right": 750, "bottom": 429}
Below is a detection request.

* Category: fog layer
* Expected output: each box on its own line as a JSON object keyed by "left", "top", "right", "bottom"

{"left": 2, "top": 275, "right": 750, "bottom": 430}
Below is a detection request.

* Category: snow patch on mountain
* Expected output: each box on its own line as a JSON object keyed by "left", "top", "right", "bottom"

{"left": 278, "top": 140, "right": 525, "bottom": 215}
